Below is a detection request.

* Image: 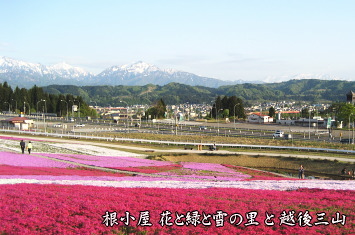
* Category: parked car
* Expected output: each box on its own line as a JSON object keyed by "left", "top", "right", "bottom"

{"left": 74, "top": 123, "right": 85, "bottom": 127}
{"left": 272, "top": 130, "right": 284, "bottom": 138}
{"left": 53, "top": 123, "right": 62, "bottom": 128}
{"left": 199, "top": 126, "right": 207, "bottom": 130}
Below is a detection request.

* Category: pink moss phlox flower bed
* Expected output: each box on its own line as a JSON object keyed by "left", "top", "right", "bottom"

{"left": 224, "top": 164, "right": 297, "bottom": 180}
{"left": 160, "top": 162, "right": 252, "bottom": 181}
{"left": 152, "top": 162, "right": 251, "bottom": 181}
{"left": 0, "top": 152, "right": 298, "bottom": 182}
{"left": 38, "top": 153, "right": 173, "bottom": 168}
{"left": 156, "top": 168, "right": 251, "bottom": 181}
{"left": 157, "top": 172, "right": 250, "bottom": 181}
{"left": 0, "top": 146, "right": 354, "bottom": 234}
{"left": 0, "top": 175, "right": 130, "bottom": 181}
{"left": 0, "top": 135, "right": 46, "bottom": 142}
{"left": 0, "top": 165, "right": 127, "bottom": 177}
{"left": 111, "top": 164, "right": 182, "bottom": 174}
{"left": 0, "top": 164, "right": 129, "bottom": 181}
{"left": 182, "top": 162, "right": 238, "bottom": 173}
{"left": 0, "top": 152, "right": 77, "bottom": 168}
{"left": 0, "top": 184, "right": 353, "bottom": 234}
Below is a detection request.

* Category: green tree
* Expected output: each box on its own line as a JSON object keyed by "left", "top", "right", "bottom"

{"left": 145, "top": 98, "right": 166, "bottom": 119}
{"left": 229, "top": 96, "right": 245, "bottom": 119}
{"left": 301, "top": 108, "right": 310, "bottom": 118}
{"left": 268, "top": 107, "right": 276, "bottom": 118}
{"left": 210, "top": 95, "right": 246, "bottom": 120}
{"left": 337, "top": 103, "right": 355, "bottom": 128}
{"left": 221, "top": 96, "right": 229, "bottom": 110}
{"left": 0, "top": 82, "right": 13, "bottom": 112}
{"left": 211, "top": 96, "right": 223, "bottom": 119}
{"left": 221, "top": 109, "right": 229, "bottom": 118}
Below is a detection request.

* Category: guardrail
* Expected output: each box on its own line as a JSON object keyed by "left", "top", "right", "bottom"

{"left": 2, "top": 128, "right": 355, "bottom": 155}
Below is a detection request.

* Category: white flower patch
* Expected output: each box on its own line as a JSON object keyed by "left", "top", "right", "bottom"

{"left": 0, "top": 179, "right": 354, "bottom": 191}
{"left": 0, "top": 139, "right": 82, "bottom": 154}
{"left": 0, "top": 138, "right": 144, "bottom": 157}
{"left": 47, "top": 143, "right": 144, "bottom": 157}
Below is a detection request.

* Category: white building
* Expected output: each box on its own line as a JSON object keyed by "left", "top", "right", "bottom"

{"left": 248, "top": 114, "right": 273, "bottom": 123}
{"left": 1, "top": 116, "right": 34, "bottom": 130}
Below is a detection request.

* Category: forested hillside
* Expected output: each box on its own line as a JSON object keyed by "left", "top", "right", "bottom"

{"left": 44, "top": 83, "right": 217, "bottom": 106}
{"left": 0, "top": 82, "right": 95, "bottom": 117}
{"left": 43, "top": 79, "right": 353, "bottom": 106}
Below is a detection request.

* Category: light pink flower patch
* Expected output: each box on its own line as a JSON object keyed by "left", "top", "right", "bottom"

{"left": 0, "top": 152, "right": 77, "bottom": 168}
{"left": 181, "top": 162, "right": 238, "bottom": 173}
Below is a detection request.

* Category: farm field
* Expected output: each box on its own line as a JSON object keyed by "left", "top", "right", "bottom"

{"left": 0, "top": 135, "right": 354, "bottom": 234}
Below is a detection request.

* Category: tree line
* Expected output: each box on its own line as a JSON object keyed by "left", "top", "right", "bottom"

{"left": 211, "top": 96, "right": 246, "bottom": 120}
{"left": 0, "top": 82, "right": 96, "bottom": 118}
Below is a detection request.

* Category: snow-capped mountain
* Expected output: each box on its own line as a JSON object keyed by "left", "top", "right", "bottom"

{"left": 0, "top": 57, "right": 93, "bottom": 87}
{"left": 0, "top": 57, "right": 49, "bottom": 77}
{"left": 95, "top": 61, "right": 235, "bottom": 87}
{"left": 119, "top": 61, "right": 161, "bottom": 74}
{"left": 49, "top": 62, "right": 92, "bottom": 78}
{"left": 0, "top": 57, "right": 242, "bottom": 88}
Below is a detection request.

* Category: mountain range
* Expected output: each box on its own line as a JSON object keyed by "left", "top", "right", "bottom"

{"left": 43, "top": 79, "right": 354, "bottom": 106}
{"left": 0, "top": 56, "right": 249, "bottom": 88}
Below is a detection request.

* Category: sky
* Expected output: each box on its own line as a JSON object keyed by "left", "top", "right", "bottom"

{"left": 1, "top": 0, "right": 355, "bottom": 83}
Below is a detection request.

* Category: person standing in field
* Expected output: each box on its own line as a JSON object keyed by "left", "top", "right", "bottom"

{"left": 20, "top": 140, "right": 25, "bottom": 154}
{"left": 298, "top": 165, "right": 305, "bottom": 179}
{"left": 27, "top": 141, "right": 33, "bottom": 154}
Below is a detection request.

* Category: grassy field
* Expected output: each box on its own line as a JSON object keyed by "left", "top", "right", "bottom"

{"left": 103, "top": 131, "right": 355, "bottom": 150}
{"left": 150, "top": 153, "right": 355, "bottom": 180}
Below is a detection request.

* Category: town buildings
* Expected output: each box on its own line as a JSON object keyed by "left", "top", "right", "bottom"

{"left": 0, "top": 116, "right": 34, "bottom": 130}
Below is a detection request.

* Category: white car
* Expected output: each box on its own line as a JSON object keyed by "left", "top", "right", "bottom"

{"left": 53, "top": 123, "right": 62, "bottom": 128}
{"left": 74, "top": 123, "right": 85, "bottom": 127}
{"left": 272, "top": 130, "right": 284, "bottom": 138}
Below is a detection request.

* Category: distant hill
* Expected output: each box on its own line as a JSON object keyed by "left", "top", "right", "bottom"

{"left": 218, "top": 79, "right": 353, "bottom": 102}
{"left": 43, "top": 79, "right": 354, "bottom": 106}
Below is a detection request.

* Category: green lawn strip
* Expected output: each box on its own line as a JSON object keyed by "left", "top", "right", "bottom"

{"left": 159, "top": 153, "right": 355, "bottom": 179}
{"left": 219, "top": 147, "right": 355, "bottom": 160}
